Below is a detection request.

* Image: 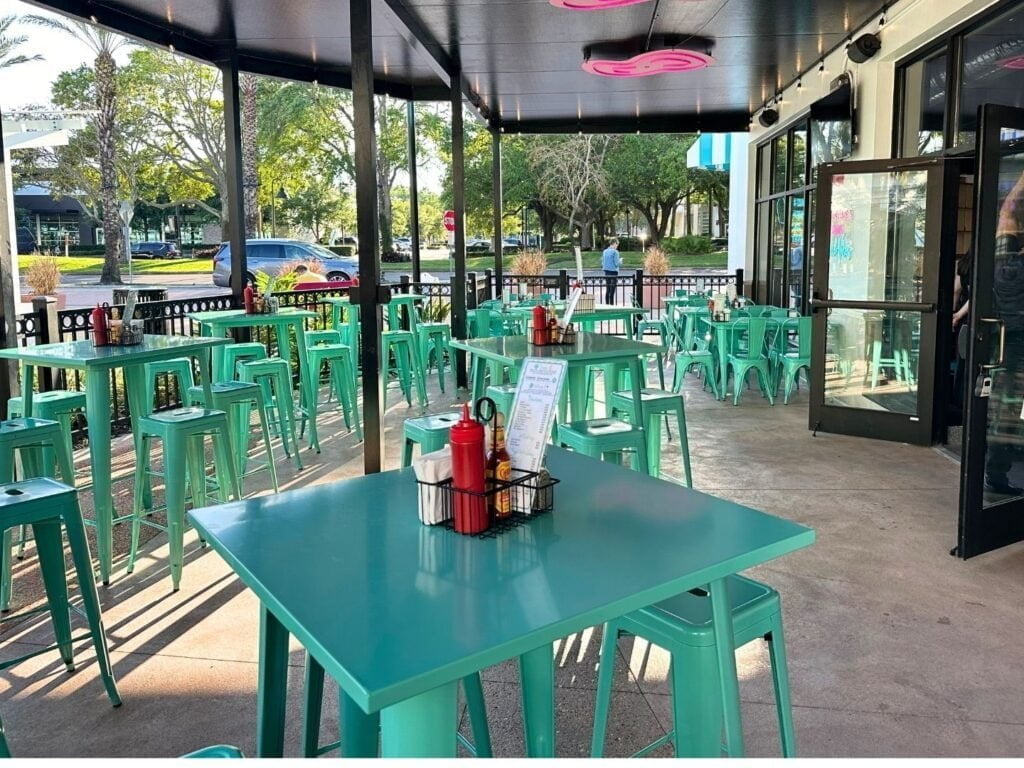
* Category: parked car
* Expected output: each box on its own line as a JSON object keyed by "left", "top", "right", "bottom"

{"left": 466, "top": 238, "right": 491, "bottom": 253}
{"left": 131, "top": 241, "right": 180, "bottom": 259}
{"left": 212, "top": 238, "right": 359, "bottom": 287}
{"left": 329, "top": 235, "right": 359, "bottom": 253}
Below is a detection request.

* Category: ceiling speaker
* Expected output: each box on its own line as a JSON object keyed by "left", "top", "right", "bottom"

{"left": 758, "top": 108, "right": 779, "bottom": 128}
{"left": 848, "top": 33, "right": 881, "bottom": 64}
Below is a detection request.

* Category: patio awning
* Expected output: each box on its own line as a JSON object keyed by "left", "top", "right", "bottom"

{"left": 22, "top": 0, "right": 889, "bottom": 133}
{"left": 686, "top": 133, "right": 733, "bottom": 171}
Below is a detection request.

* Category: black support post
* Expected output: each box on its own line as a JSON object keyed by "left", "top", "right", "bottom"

{"left": 351, "top": 0, "right": 385, "bottom": 474}
{"left": 219, "top": 55, "right": 248, "bottom": 308}
{"left": 0, "top": 110, "right": 19, "bottom": 416}
{"left": 491, "top": 127, "right": 503, "bottom": 297}
{"left": 407, "top": 101, "right": 422, "bottom": 283}
{"left": 451, "top": 73, "right": 468, "bottom": 388}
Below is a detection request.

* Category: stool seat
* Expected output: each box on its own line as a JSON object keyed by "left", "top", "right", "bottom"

{"left": 401, "top": 412, "right": 460, "bottom": 467}
{"left": 143, "top": 406, "right": 225, "bottom": 427}
{"left": 8, "top": 389, "right": 87, "bottom": 411}
{"left": 220, "top": 342, "right": 268, "bottom": 380}
{"left": 609, "top": 388, "right": 693, "bottom": 486}
{"left": 239, "top": 358, "right": 302, "bottom": 469}
{"left": 557, "top": 418, "right": 650, "bottom": 474}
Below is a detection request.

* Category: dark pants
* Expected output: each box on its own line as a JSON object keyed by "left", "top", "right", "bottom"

{"left": 604, "top": 270, "right": 618, "bottom": 305}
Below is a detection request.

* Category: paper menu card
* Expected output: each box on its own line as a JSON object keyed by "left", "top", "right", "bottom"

{"left": 506, "top": 358, "right": 567, "bottom": 507}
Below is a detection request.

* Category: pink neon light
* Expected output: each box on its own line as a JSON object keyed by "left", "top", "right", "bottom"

{"left": 550, "top": 0, "right": 651, "bottom": 9}
{"left": 999, "top": 55, "right": 1024, "bottom": 69}
{"left": 582, "top": 49, "right": 712, "bottom": 77}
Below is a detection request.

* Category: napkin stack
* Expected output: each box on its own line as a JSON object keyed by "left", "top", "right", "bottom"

{"left": 413, "top": 446, "right": 453, "bottom": 525}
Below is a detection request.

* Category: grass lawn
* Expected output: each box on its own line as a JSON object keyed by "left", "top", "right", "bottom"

{"left": 20, "top": 255, "right": 211, "bottom": 276}
{"left": 417, "top": 250, "right": 727, "bottom": 272}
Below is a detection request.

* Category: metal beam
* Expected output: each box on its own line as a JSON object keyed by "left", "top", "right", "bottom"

{"left": 407, "top": 101, "right": 422, "bottom": 283}
{"left": 0, "top": 109, "right": 20, "bottom": 415}
{"left": 450, "top": 73, "right": 468, "bottom": 389}
{"left": 491, "top": 127, "right": 503, "bottom": 298}
{"left": 352, "top": 0, "right": 386, "bottom": 474}
{"left": 219, "top": 54, "right": 248, "bottom": 305}
{"left": 510, "top": 112, "right": 751, "bottom": 135}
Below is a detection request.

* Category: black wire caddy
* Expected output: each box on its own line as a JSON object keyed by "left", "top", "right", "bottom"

{"left": 417, "top": 467, "right": 559, "bottom": 539}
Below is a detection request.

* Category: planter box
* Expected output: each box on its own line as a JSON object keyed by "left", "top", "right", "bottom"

{"left": 22, "top": 294, "right": 66, "bottom": 310}
{"left": 641, "top": 282, "right": 666, "bottom": 311}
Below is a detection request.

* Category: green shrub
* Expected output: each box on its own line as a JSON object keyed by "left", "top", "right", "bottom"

{"left": 327, "top": 245, "right": 355, "bottom": 258}
{"left": 663, "top": 235, "right": 714, "bottom": 255}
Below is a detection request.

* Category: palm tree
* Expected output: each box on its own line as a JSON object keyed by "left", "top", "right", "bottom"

{"left": 240, "top": 72, "right": 260, "bottom": 238}
{"left": 0, "top": 15, "right": 41, "bottom": 69}
{"left": 25, "top": 15, "right": 128, "bottom": 283}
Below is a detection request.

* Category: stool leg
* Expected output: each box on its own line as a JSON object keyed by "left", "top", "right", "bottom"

{"left": 590, "top": 621, "right": 620, "bottom": 757}
{"left": 402, "top": 438, "right": 414, "bottom": 468}
{"left": 33, "top": 520, "right": 75, "bottom": 670}
{"left": 395, "top": 343, "right": 413, "bottom": 405}
{"left": 411, "top": 342, "right": 428, "bottom": 407}
{"left": 165, "top": 432, "right": 189, "bottom": 592}
{"left": 255, "top": 395, "right": 280, "bottom": 493}
{"left": 62, "top": 505, "right": 121, "bottom": 706}
{"left": 276, "top": 371, "right": 303, "bottom": 471}
{"left": 212, "top": 426, "right": 242, "bottom": 502}
{"left": 463, "top": 672, "right": 492, "bottom": 758}
{"left": 185, "top": 434, "right": 209, "bottom": 510}
{"left": 767, "top": 618, "right": 797, "bottom": 757}
{"left": 669, "top": 646, "right": 722, "bottom": 757}
{"left": 676, "top": 405, "right": 693, "bottom": 488}
{"left": 303, "top": 653, "right": 325, "bottom": 757}
{"left": 645, "top": 408, "right": 662, "bottom": 479}
{"left": 127, "top": 434, "right": 151, "bottom": 575}
{"left": 0, "top": 528, "right": 13, "bottom": 612}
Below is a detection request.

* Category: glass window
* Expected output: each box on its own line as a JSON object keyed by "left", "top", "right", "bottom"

{"left": 756, "top": 144, "right": 769, "bottom": 198}
{"left": 790, "top": 127, "right": 807, "bottom": 189}
{"left": 755, "top": 201, "right": 770, "bottom": 302}
{"left": 957, "top": 6, "right": 1024, "bottom": 148}
{"left": 900, "top": 50, "right": 948, "bottom": 157}
{"left": 811, "top": 119, "right": 853, "bottom": 182}
{"left": 771, "top": 134, "right": 789, "bottom": 194}
{"left": 787, "top": 196, "right": 806, "bottom": 309}
{"left": 770, "top": 197, "right": 787, "bottom": 305}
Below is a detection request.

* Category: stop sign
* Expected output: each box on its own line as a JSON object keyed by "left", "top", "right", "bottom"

{"left": 443, "top": 210, "right": 456, "bottom": 232}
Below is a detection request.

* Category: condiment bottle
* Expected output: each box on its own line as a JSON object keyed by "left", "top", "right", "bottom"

{"left": 486, "top": 413, "right": 513, "bottom": 519}
{"left": 449, "top": 402, "right": 488, "bottom": 534}
{"left": 532, "top": 304, "right": 547, "bottom": 345}
{"left": 90, "top": 303, "right": 109, "bottom": 346}
{"left": 244, "top": 284, "right": 255, "bottom": 314}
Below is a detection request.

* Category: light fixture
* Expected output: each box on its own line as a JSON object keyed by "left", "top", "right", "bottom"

{"left": 818, "top": 60, "right": 825, "bottom": 73}
{"left": 550, "top": 0, "right": 651, "bottom": 9}
{"left": 168, "top": 42, "right": 175, "bottom": 53}
{"left": 796, "top": 77, "right": 802, "bottom": 89}
{"left": 848, "top": 33, "right": 881, "bottom": 63}
{"left": 582, "top": 36, "right": 714, "bottom": 78}
{"left": 90, "top": 14, "right": 98, "bottom": 23}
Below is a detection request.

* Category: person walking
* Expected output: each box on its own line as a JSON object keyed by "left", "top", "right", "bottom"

{"left": 602, "top": 237, "right": 622, "bottom": 305}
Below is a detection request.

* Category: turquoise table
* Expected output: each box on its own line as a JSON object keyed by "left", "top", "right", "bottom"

{"left": 190, "top": 447, "right": 814, "bottom": 757}
{"left": 699, "top": 315, "right": 794, "bottom": 400}
{"left": 187, "top": 309, "right": 322, "bottom": 450}
{"left": 571, "top": 305, "right": 648, "bottom": 340}
{"left": 448, "top": 332, "right": 665, "bottom": 424}
{"left": 0, "top": 335, "right": 228, "bottom": 583}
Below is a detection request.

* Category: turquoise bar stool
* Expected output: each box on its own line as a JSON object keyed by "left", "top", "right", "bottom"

{"left": 0, "top": 711, "right": 7, "bottom": 758}
{"left": 7, "top": 390, "right": 85, "bottom": 482}
{"left": 238, "top": 358, "right": 303, "bottom": 470}
{"left": 220, "top": 342, "right": 268, "bottom": 380}
{"left": 145, "top": 358, "right": 195, "bottom": 410}
{"left": 304, "top": 331, "right": 346, "bottom": 404}
{"left": 485, "top": 383, "right": 516, "bottom": 421}
{"left": 382, "top": 330, "right": 428, "bottom": 409}
{"left": 557, "top": 418, "right": 649, "bottom": 474}
{"left": 128, "top": 407, "right": 241, "bottom": 591}
{"left": 608, "top": 388, "right": 692, "bottom": 487}
{"left": 300, "top": 343, "right": 362, "bottom": 441}
{"left": 401, "top": 412, "right": 460, "bottom": 467}
{"left": 301, "top": 655, "right": 492, "bottom": 758}
{"left": 0, "top": 477, "right": 121, "bottom": 709}
{"left": 417, "top": 319, "right": 452, "bottom": 394}
{"left": 674, "top": 312, "right": 720, "bottom": 399}
{"left": 183, "top": 745, "right": 244, "bottom": 758}
{"left": 727, "top": 318, "right": 775, "bottom": 406}
{"left": 636, "top": 318, "right": 670, "bottom": 389}
{"left": 188, "top": 381, "right": 280, "bottom": 493}
{"left": 771, "top": 317, "right": 811, "bottom": 405}
{"left": 0, "top": 417, "right": 76, "bottom": 612}
{"left": 592, "top": 575, "right": 795, "bottom": 758}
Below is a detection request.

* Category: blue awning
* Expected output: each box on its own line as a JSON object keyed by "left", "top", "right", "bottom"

{"left": 686, "top": 133, "right": 732, "bottom": 171}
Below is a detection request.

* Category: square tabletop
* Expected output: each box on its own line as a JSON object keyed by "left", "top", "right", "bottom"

{"left": 448, "top": 331, "right": 664, "bottom": 366}
{"left": 0, "top": 335, "right": 230, "bottom": 369}
{"left": 190, "top": 447, "right": 813, "bottom": 713}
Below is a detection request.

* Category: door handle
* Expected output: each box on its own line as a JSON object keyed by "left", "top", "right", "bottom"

{"left": 979, "top": 318, "right": 1006, "bottom": 370}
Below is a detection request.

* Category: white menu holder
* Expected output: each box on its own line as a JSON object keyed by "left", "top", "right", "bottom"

{"left": 561, "top": 287, "right": 583, "bottom": 332}
{"left": 506, "top": 358, "right": 568, "bottom": 512}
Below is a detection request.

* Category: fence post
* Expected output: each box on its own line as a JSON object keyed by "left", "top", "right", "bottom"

{"left": 400, "top": 274, "right": 411, "bottom": 293}
{"left": 558, "top": 269, "right": 569, "bottom": 299}
{"left": 734, "top": 267, "right": 745, "bottom": 296}
{"left": 467, "top": 272, "right": 479, "bottom": 309}
{"left": 32, "top": 296, "right": 59, "bottom": 392}
{"left": 484, "top": 269, "right": 493, "bottom": 300}
{"left": 633, "top": 269, "right": 644, "bottom": 308}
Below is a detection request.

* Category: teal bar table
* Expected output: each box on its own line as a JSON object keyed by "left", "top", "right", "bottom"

{"left": 449, "top": 332, "right": 664, "bottom": 424}
{"left": 187, "top": 309, "right": 322, "bottom": 450}
{"left": 0, "top": 335, "right": 228, "bottom": 584}
{"left": 571, "top": 305, "right": 648, "bottom": 340}
{"left": 190, "top": 448, "right": 814, "bottom": 758}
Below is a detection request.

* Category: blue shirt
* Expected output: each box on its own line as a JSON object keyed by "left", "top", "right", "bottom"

{"left": 602, "top": 247, "right": 621, "bottom": 271}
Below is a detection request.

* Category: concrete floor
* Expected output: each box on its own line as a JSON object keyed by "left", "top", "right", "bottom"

{"left": 2, "top": 360, "right": 1024, "bottom": 758}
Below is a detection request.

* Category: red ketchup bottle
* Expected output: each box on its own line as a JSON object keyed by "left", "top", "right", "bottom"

{"left": 449, "top": 402, "right": 488, "bottom": 534}
{"left": 244, "top": 284, "right": 255, "bottom": 314}
{"left": 90, "top": 303, "right": 109, "bottom": 346}
{"left": 532, "top": 304, "right": 548, "bottom": 345}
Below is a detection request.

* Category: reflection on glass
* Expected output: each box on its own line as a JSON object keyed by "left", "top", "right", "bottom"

{"left": 957, "top": 8, "right": 1024, "bottom": 148}
{"left": 901, "top": 51, "right": 947, "bottom": 156}
{"left": 787, "top": 196, "right": 806, "bottom": 310}
{"left": 772, "top": 134, "right": 788, "bottom": 194}
{"left": 756, "top": 144, "right": 769, "bottom": 198}
{"left": 790, "top": 128, "right": 807, "bottom": 189}
{"left": 982, "top": 139, "right": 1024, "bottom": 504}
{"left": 827, "top": 170, "right": 927, "bottom": 302}
{"left": 770, "top": 197, "right": 787, "bottom": 306}
{"left": 824, "top": 309, "right": 921, "bottom": 413}
{"left": 755, "top": 201, "right": 770, "bottom": 299}
{"left": 810, "top": 119, "right": 853, "bottom": 183}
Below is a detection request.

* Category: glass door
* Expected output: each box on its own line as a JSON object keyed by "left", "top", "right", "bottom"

{"left": 957, "top": 104, "right": 1024, "bottom": 559}
{"left": 810, "top": 158, "right": 950, "bottom": 444}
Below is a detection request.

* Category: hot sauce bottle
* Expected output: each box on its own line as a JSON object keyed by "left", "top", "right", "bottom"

{"left": 486, "top": 413, "right": 512, "bottom": 518}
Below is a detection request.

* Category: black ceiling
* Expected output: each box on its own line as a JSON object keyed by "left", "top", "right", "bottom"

{"left": 24, "top": 0, "right": 889, "bottom": 132}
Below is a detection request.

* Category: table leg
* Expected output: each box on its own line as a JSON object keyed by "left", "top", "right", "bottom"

{"left": 379, "top": 682, "right": 457, "bottom": 757}
{"left": 341, "top": 689, "right": 381, "bottom": 757}
{"left": 257, "top": 603, "right": 289, "bottom": 758}
{"left": 84, "top": 368, "right": 114, "bottom": 584}
{"left": 20, "top": 364, "right": 34, "bottom": 416}
{"left": 292, "top": 321, "right": 319, "bottom": 453}
{"left": 519, "top": 644, "right": 555, "bottom": 757}
{"left": 566, "top": 365, "right": 588, "bottom": 423}
{"left": 471, "top": 355, "right": 487, "bottom": 403}
{"left": 709, "top": 577, "right": 745, "bottom": 757}
{"left": 195, "top": 348, "right": 215, "bottom": 408}
{"left": 717, "top": 330, "right": 729, "bottom": 400}
{"left": 123, "top": 364, "right": 152, "bottom": 511}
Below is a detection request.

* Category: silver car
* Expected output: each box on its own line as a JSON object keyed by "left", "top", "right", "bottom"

{"left": 212, "top": 238, "right": 359, "bottom": 287}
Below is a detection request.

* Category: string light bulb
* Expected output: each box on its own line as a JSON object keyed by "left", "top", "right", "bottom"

{"left": 818, "top": 60, "right": 825, "bottom": 73}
